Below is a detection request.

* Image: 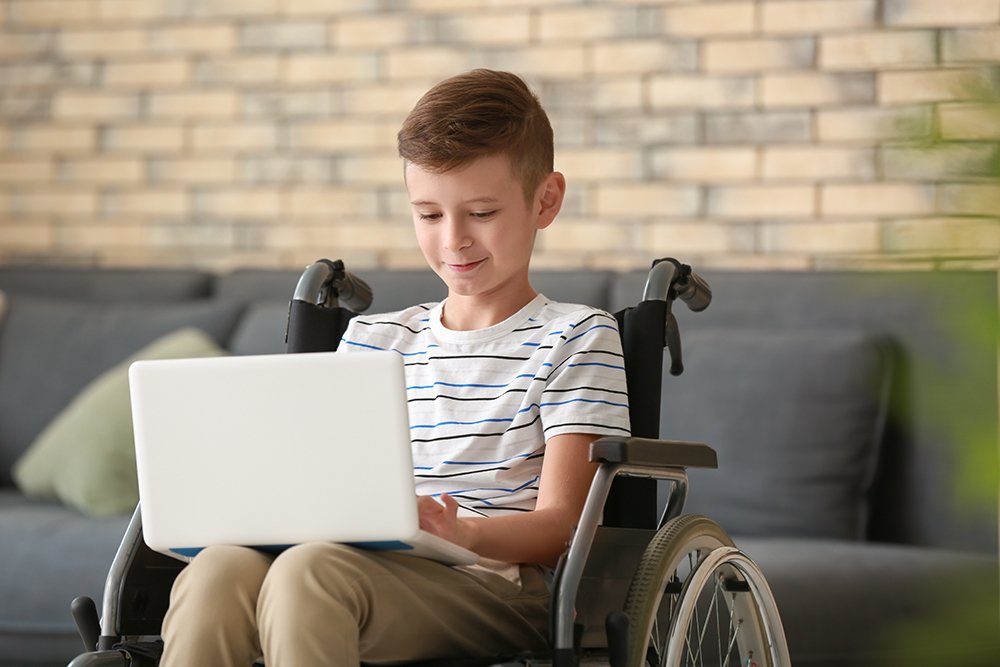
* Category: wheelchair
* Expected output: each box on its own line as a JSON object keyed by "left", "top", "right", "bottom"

{"left": 67, "top": 257, "right": 791, "bottom": 667}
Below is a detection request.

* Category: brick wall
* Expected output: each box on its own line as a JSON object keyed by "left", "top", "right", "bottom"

{"left": 0, "top": 0, "right": 998, "bottom": 272}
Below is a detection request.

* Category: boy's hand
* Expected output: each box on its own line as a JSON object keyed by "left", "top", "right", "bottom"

{"left": 417, "top": 494, "right": 473, "bottom": 551}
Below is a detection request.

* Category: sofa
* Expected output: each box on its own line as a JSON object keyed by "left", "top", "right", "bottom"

{"left": 0, "top": 263, "right": 997, "bottom": 667}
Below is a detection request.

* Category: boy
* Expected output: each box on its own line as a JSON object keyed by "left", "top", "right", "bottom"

{"left": 160, "top": 69, "right": 630, "bottom": 666}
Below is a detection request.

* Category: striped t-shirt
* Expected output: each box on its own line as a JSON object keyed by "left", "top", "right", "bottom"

{"left": 339, "top": 293, "right": 631, "bottom": 519}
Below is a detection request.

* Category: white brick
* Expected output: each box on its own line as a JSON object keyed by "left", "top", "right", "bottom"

{"left": 52, "top": 92, "right": 140, "bottom": 120}
{"left": 59, "top": 158, "right": 144, "bottom": 184}
{"left": 704, "top": 37, "right": 815, "bottom": 74}
{"left": 820, "top": 31, "right": 937, "bottom": 71}
{"left": 194, "top": 56, "right": 283, "bottom": 85}
{"left": 761, "top": 221, "right": 881, "bottom": 253}
{"left": 939, "top": 185, "right": 1000, "bottom": 216}
{"left": 883, "top": 218, "right": 1000, "bottom": 253}
{"left": 817, "top": 107, "right": 932, "bottom": 142}
{"left": 650, "top": 147, "right": 757, "bottom": 182}
{"left": 939, "top": 104, "right": 1000, "bottom": 140}
{"left": 649, "top": 76, "right": 756, "bottom": 110}
{"left": 148, "top": 91, "right": 238, "bottom": 119}
{"left": 884, "top": 0, "right": 1000, "bottom": 27}
{"left": 762, "top": 73, "right": 874, "bottom": 107}
{"left": 879, "top": 68, "right": 995, "bottom": 105}
{"left": 240, "top": 21, "right": 328, "bottom": 51}
{"left": 661, "top": 2, "right": 756, "bottom": 37}
{"left": 880, "top": 145, "right": 998, "bottom": 180}
{"left": 763, "top": 146, "right": 876, "bottom": 180}
{"left": 708, "top": 185, "right": 815, "bottom": 219}
{"left": 821, "top": 183, "right": 935, "bottom": 217}
{"left": 539, "top": 7, "right": 636, "bottom": 41}
{"left": 594, "top": 184, "right": 701, "bottom": 217}
{"left": 103, "top": 125, "right": 186, "bottom": 152}
{"left": 762, "top": 0, "right": 876, "bottom": 34}
{"left": 942, "top": 28, "right": 1000, "bottom": 63}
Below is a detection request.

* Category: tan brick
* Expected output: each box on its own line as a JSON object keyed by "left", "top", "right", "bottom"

{"left": 544, "top": 80, "right": 645, "bottom": 113}
{"left": 180, "top": 0, "right": 281, "bottom": 18}
{"left": 345, "top": 83, "right": 434, "bottom": 116}
{"left": 939, "top": 184, "right": 1000, "bottom": 216}
{"left": 539, "top": 219, "right": 638, "bottom": 253}
{"left": 103, "top": 190, "right": 188, "bottom": 216}
{"left": 555, "top": 149, "right": 643, "bottom": 181}
{"left": 281, "top": 0, "right": 378, "bottom": 16}
{"left": 59, "top": 29, "right": 145, "bottom": 57}
{"left": 821, "top": 183, "right": 935, "bottom": 217}
{"left": 10, "top": 126, "right": 96, "bottom": 152}
{"left": 939, "top": 103, "right": 1000, "bottom": 140}
{"left": 149, "top": 25, "right": 238, "bottom": 54}
{"left": 761, "top": 221, "right": 881, "bottom": 254}
{"left": 0, "top": 159, "right": 54, "bottom": 184}
{"left": 762, "top": 73, "right": 874, "bottom": 107}
{"left": 12, "top": 190, "right": 98, "bottom": 216}
{"left": 646, "top": 221, "right": 750, "bottom": 254}
{"left": 883, "top": 218, "right": 1000, "bottom": 253}
{"left": 241, "top": 20, "right": 328, "bottom": 51}
{"left": 708, "top": 185, "right": 815, "bottom": 219}
{"left": 331, "top": 15, "right": 419, "bottom": 49}
{"left": 195, "top": 189, "right": 282, "bottom": 217}
{"left": 817, "top": 107, "right": 932, "bottom": 142}
{"left": 291, "top": 120, "right": 395, "bottom": 151}
{"left": 93, "top": 0, "right": 172, "bottom": 22}
{"left": 820, "top": 30, "right": 936, "bottom": 71}
{"left": 705, "top": 111, "right": 812, "bottom": 144}
{"left": 594, "top": 184, "right": 701, "bottom": 217}
{"left": 0, "top": 221, "right": 55, "bottom": 251}
{"left": 52, "top": 92, "right": 140, "bottom": 120}
{"left": 649, "top": 75, "right": 755, "bottom": 109}
{"left": 148, "top": 91, "right": 238, "bottom": 119}
{"left": 593, "top": 41, "right": 698, "bottom": 75}
{"left": 284, "top": 53, "right": 378, "bottom": 83}
{"left": 148, "top": 158, "right": 238, "bottom": 184}
{"left": 0, "top": 33, "right": 55, "bottom": 62}
{"left": 194, "top": 55, "right": 283, "bottom": 85}
{"left": 881, "top": 144, "right": 998, "bottom": 180}
{"left": 337, "top": 156, "right": 403, "bottom": 185}
{"left": 327, "top": 222, "right": 417, "bottom": 251}
{"left": 440, "top": 12, "right": 531, "bottom": 45}
{"left": 662, "top": 2, "right": 756, "bottom": 37}
{"left": 104, "top": 59, "right": 191, "bottom": 87}
{"left": 539, "top": 7, "right": 636, "bottom": 41}
{"left": 884, "top": 0, "right": 1000, "bottom": 27}
{"left": 943, "top": 28, "right": 1000, "bottom": 63}
{"left": 701, "top": 254, "right": 816, "bottom": 271}
{"left": 9, "top": 1, "right": 94, "bottom": 25}
{"left": 650, "top": 147, "right": 757, "bottom": 182}
{"left": 879, "top": 68, "right": 993, "bottom": 105}
{"left": 762, "top": 0, "right": 876, "bottom": 34}
{"left": 103, "top": 125, "right": 186, "bottom": 152}
{"left": 191, "top": 123, "right": 280, "bottom": 151}
{"left": 60, "top": 158, "right": 144, "bottom": 184}
{"left": 704, "top": 37, "right": 815, "bottom": 74}
{"left": 286, "top": 188, "right": 378, "bottom": 218}
{"left": 385, "top": 48, "right": 469, "bottom": 80}
{"left": 58, "top": 224, "right": 150, "bottom": 249}
{"left": 763, "top": 146, "right": 876, "bottom": 180}
{"left": 479, "top": 46, "right": 588, "bottom": 79}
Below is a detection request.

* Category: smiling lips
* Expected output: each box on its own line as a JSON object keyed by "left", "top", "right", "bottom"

{"left": 447, "top": 259, "right": 486, "bottom": 272}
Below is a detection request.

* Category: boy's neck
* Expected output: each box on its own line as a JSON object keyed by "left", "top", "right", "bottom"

{"left": 441, "top": 286, "right": 538, "bottom": 331}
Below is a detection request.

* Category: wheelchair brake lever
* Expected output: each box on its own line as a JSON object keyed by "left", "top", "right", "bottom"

{"left": 665, "top": 310, "right": 683, "bottom": 376}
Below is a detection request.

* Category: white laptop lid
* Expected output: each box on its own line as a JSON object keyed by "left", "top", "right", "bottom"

{"left": 129, "top": 351, "right": 475, "bottom": 564}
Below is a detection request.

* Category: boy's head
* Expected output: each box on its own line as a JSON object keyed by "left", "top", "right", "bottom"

{"left": 398, "top": 69, "right": 554, "bottom": 204}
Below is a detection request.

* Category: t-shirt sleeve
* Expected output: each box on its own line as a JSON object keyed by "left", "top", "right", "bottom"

{"left": 540, "top": 310, "right": 631, "bottom": 440}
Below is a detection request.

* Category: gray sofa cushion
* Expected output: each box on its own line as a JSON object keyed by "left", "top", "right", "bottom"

{"left": 0, "top": 298, "right": 244, "bottom": 484}
{"left": 669, "top": 329, "right": 890, "bottom": 540}
{"left": 0, "top": 489, "right": 131, "bottom": 665}
{"left": 0, "top": 267, "right": 213, "bottom": 301}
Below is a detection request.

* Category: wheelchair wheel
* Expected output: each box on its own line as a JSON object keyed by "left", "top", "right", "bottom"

{"left": 622, "top": 514, "right": 789, "bottom": 667}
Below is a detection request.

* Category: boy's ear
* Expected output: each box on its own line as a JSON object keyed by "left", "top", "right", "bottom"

{"left": 535, "top": 171, "right": 566, "bottom": 230}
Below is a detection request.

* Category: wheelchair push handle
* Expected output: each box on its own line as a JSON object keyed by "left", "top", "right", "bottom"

{"left": 291, "top": 258, "right": 373, "bottom": 313}
{"left": 641, "top": 257, "right": 713, "bottom": 377}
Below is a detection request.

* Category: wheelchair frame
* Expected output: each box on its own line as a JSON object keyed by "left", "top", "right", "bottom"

{"left": 68, "top": 258, "right": 790, "bottom": 667}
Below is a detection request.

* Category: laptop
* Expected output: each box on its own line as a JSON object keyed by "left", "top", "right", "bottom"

{"left": 129, "top": 351, "right": 478, "bottom": 566}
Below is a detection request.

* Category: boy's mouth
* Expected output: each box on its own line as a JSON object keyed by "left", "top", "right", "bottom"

{"left": 447, "top": 259, "right": 486, "bottom": 273}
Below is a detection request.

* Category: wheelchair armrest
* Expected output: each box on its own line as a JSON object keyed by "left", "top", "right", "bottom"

{"left": 589, "top": 436, "right": 718, "bottom": 469}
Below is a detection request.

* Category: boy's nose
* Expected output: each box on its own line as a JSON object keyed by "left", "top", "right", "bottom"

{"left": 442, "top": 218, "right": 472, "bottom": 251}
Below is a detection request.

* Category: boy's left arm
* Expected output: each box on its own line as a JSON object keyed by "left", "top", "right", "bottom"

{"left": 417, "top": 432, "right": 599, "bottom": 567}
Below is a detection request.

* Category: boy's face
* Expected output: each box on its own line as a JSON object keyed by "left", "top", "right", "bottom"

{"left": 405, "top": 154, "right": 561, "bottom": 307}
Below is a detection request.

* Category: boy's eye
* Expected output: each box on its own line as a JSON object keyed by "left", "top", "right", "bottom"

{"left": 472, "top": 210, "right": 498, "bottom": 219}
{"left": 417, "top": 212, "right": 441, "bottom": 221}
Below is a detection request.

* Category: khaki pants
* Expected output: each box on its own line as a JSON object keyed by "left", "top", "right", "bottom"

{"left": 159, "top": 543, "right": 550, "bottom": 667}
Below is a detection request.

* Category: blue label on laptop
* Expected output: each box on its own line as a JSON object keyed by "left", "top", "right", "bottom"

{"left": 171, "top": 542, "right": 413, "bottom": 558}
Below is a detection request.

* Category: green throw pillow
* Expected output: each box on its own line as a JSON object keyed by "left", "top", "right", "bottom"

{"left": 12, "top": 327, "right": 226, "bottom": 516}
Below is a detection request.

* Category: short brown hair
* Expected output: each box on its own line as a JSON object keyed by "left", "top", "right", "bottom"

{"left": 398, "top": 69, "right": 554, "bottom": 202}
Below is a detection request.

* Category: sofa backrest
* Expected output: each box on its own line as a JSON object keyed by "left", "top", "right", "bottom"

{"left": 609, "top": 269, "right": 999, "bottom": 555}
